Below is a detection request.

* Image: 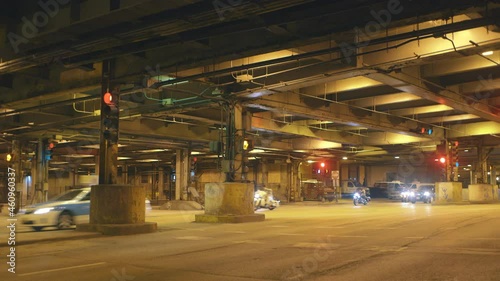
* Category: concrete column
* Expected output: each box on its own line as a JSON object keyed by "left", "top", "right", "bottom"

{"left": 33, "top": 138, "right": 48, "bottom": 203}
{"left": 434, "top": 182, "right": 463, "bottom": 204}
{"left": 195, "top": 182, "right": 264, "bottom": 223}
{"left": 158, "top": 167, "right": 165, "bottom": 200}
{"left": 77, "top": 184, "right": 157, "bottom": 235}
{"left": 175, "top": 149, "right": 189, "bottom": 200}
{"left": 78, "top": 60, "right": 156, "bottom": 235}
{"left": 261, "top": 159, "right": 268, "bottom": 187}
{"left": 476, "top": 145, "right": 489, "bottom": 184}
{"left": 12, "top": 140, "right": 23, "bottom": 212}
{"left": 468, "top": 184, "right": 498, "bottom": 203}
{"left": 489, "top": 166, "right": 496, "bottom": 185}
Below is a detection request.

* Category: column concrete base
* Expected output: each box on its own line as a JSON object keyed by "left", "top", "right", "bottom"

{"left": 76, "top": 222, "right": 157, "bottom": 235}
{"left": 75, "top": 184, "right": 157, "bottom": 235}
{"left": 468, "top": 184, "right": 499, "bottom": 204}
{"left": 434, "top": 182, "right": 463, "bottom": 204}
{"left": 195, "top": 182, "right": 265, "bottom": 223}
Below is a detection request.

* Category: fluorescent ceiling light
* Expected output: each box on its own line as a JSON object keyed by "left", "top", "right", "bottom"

{"left": 482, "top": 51, "right": 494, "bottom": 56}
{"left": 190, "top": 151, "right": 203, "bottom": 155}
{"left": 82, "top": 144, "right": 126, "bottom": 149}
{"left": 50, "top": 161, "right": 69, "bottom": 165}
{"left": 342, "top": 157, "right": 348, "bottom": 160}
{"left": 136, "top": 159, "right": 160, "bottom": 163}
{"left": 136, "top": 149, "right": 169, "bottom": 153}
{"left": 64, "top": 154, "right": 95, "bottom": 158}
{"left": 249, "top": 149, "right": 265, "bottom": 153}
{"left": 118, "top": 157, "right": 132, "bottom": 160}
{"left": 394, "top": 156, "right": 400, "bottom": 159}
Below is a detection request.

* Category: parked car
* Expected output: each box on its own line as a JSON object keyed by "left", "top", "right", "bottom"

{"left": 19, "top": 187, "right": 151, "bottom": 231}
{"left": 372, "top": 181, "right": 406, "bottom": 199}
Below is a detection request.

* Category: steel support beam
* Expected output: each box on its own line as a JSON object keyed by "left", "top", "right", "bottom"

{"left": 247, "top": 91, "right": 444, "bottom": 139}
{"left": 367, "top": 69, "right": 500, "bottom": 123}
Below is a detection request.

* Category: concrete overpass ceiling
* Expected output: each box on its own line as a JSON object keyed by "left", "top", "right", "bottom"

{"left": 1, "top": 0, "right": 500, "bottom": 170}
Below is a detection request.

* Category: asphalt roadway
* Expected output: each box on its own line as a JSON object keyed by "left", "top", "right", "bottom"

{"left": 1, "top": 199, "right": 500, "bottom": 281}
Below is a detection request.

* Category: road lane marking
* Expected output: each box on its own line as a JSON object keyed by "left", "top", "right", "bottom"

{"left": 293, "top": 242, "right": 341, "bottom": 248}
{"left": 174, "top": 236, "right": 211, "bottom": 240}
{"left": 19, "top": 262, "right": 107, "bottom": 277}
{"left": 233, "top": 240, "right": 265, "bottom": 244}
{"left": 336, "top": 235, "right": 368, "bottom": 238}
{"left": 315, "top": 226, "right": 346, "bottom": 229}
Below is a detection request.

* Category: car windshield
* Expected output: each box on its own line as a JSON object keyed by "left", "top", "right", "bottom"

{"left": 50, "top": 190, "right": 84, "bottom": 201}
{"left": 419, "top": 185, "right": 434, "bottom": 192}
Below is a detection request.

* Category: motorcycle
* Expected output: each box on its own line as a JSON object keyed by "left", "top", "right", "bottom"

{"left": 254, "top": 188, "right": 280, "bottom": 210}
{"left": 353, "top": 192, "right": 370, "bottom": 206}
{"left": 421, "top": 191, "right": 433, "bottom": 204}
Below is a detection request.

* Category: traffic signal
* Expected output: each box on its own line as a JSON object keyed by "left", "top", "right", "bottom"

{"left": 44, "top": 142, "right": 54, "bottom": 161}
{"left": 102, "top": 91, "right": 119, "bottom": 144}
{"left": 190, "top": 156, "right": 198, "bottom": 172}
{"left": 411, "top": 126, "right": 433, "bottom": 135}
{"left": 242, "top": 139, "right": 254, "bottom": 151}
{"left": 451, "top": 141, "right": 459, "bottom": 167}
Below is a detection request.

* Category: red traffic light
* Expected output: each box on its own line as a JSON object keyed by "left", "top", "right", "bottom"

{"left": 103, "top": 92, "right": 114, "bottom": 105}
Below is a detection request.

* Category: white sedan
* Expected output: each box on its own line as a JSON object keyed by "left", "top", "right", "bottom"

{"left": 19, "top": 187, "right": 151, "bottom": 231}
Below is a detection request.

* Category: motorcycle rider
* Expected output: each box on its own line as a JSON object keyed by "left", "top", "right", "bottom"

{"left": 356, "top": 186, "right": 368, "bottom": 201}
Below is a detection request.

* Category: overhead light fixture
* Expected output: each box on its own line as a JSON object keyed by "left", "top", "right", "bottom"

{"left": 342, "top": 157, "right": 348, "bottom": 160}
{"left": 136, "top": 159, "right": 160, "bottom": 163}
{"left": 482, "top": 51, "right": 494, "bottom": 56}
{"left": 249, "top": 149, "right": 265, "bottom": 153}
{"left": 307, "top": 160, "right": 314, "bottom": 163}
{"left": 136, "top": 149, "right": 168, "bottom": 153}
{"left": 64, "top": 154, "right": 94, "bottom": 158}
{"left": 394, "top": 156, "right": 400, "bottom": 159}
{"left": 118, "top": 157, "right": 132, "bottom": 160}
{"left": 190, "top": 151, "right": 203, "bottom": 155}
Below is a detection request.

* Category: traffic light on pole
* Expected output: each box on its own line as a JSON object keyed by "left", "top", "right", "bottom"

{"left": 44, "top": 142, "right": 54, "bottom": 161}
{"left": 452, "top": 141, "right": 459, "bottom": 167}
{"left": 412, "top": 126, "right": 433, "bottom": 135}
{"left": 102, "top": 92, "right": 119, "bottom": 144}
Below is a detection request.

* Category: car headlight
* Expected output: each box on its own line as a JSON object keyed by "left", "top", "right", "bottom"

{"left": 424, "top": 191, "right": 430, "bottom": 196}
{"left": 34, "top": 207, "right": 54, "bottom": 214}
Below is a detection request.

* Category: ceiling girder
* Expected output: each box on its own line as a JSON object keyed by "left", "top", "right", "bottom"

{"left": 246, "top": 91, "right": 444, "bottom": 139}
{"left": 367, "top": 69, "right": 500, "bottom": 123}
